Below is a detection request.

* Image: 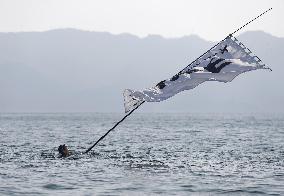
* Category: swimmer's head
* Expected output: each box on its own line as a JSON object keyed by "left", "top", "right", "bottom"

{"left": 58, "top": 144, "right": 70, "bottom": 157}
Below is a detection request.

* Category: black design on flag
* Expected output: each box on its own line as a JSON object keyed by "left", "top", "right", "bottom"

{"left": 204, "top": 58, "right": 232, "bottom": 73}
{"left": 156, "top": 80, "right": 166, "bottom": 89}
{"left": 220, "top": 45, "right": 228, "bottom": 54}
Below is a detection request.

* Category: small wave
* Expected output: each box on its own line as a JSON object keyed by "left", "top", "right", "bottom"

{"left": 43, "top": 183, "right": 76, "bottom": 190}
{"left": 221, "top": 189, "right": 267, "bottom": 195}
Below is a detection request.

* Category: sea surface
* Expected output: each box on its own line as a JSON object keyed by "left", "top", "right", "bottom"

{"left": 0, "top": 113, "right": 283, "bottom": 195}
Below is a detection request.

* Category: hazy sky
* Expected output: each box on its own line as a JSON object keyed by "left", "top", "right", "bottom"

{"left": 0, "top": 0, "right": 283, "bottom": 41}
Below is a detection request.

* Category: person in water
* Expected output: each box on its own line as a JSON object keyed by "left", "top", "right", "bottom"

{"left": 58, "top": 144, "right": 70, "bottom": 157}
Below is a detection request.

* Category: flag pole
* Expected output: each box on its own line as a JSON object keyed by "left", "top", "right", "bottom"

{"left": 84, "top": 8, "right": 272, "bottom": 154}
{"left": 230, "top": 8, "right": 272, "bottom": 36}
{"left": 84, "top": 101, "right": 145, "bottom": 154}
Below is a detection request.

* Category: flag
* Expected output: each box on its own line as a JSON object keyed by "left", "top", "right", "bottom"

{"left": 123, "top": 34, "right": 271, "bottom": 113}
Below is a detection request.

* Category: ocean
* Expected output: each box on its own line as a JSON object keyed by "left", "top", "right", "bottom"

{"left": 0, "top": 113, "right": 283, "bottom": 195}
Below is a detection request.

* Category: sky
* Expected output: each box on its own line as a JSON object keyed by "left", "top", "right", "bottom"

{"left": 0, "top": 0, "right": 283, "bottom": 41}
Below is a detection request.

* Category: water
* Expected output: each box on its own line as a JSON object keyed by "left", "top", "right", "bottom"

{"left": 0, "top": 113, "right": 283, "bottom": 195}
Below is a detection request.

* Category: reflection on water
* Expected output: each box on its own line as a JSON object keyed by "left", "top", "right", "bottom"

{"left": 0, "top": 113, "right": 284, "bottom": 195}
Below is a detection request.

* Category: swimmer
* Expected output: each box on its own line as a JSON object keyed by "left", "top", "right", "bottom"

{"left": 58, "top": 144, "right": 70, "bottom": 157}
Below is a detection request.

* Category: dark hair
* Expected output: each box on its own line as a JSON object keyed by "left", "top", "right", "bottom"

{"left": 58, "top": 144, "right": 65, "bottom": 154}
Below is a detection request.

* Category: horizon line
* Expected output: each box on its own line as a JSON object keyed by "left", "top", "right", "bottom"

{"left": 0, "top": 28, "right": 282, "bottom": 42}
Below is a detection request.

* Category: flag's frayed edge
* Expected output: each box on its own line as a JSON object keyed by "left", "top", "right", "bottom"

{"left": 229, "top": 35, "right": 272, "bottom": 71}
{"left": 123, "top": 89, "right": 144, "bottom": 113}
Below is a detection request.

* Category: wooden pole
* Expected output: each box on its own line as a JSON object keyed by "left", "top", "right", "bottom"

{"left": 84, "top": 101, "right": 145, "bottom": 153}
{"left": 230, "top": 8, "right": 272, "bottom": 36}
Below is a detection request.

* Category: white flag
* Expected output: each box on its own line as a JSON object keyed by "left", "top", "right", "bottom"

{"left": 123, "top": 35, "right": 271, "bottom": 113}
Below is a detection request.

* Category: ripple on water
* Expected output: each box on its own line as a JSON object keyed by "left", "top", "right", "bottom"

{"left": 43, "top": 183, "right": 77, "bottom": 190}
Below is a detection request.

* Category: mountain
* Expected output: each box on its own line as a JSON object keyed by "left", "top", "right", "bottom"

{"left": 0, "top": 29, "right": 283, "bottom": 113}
